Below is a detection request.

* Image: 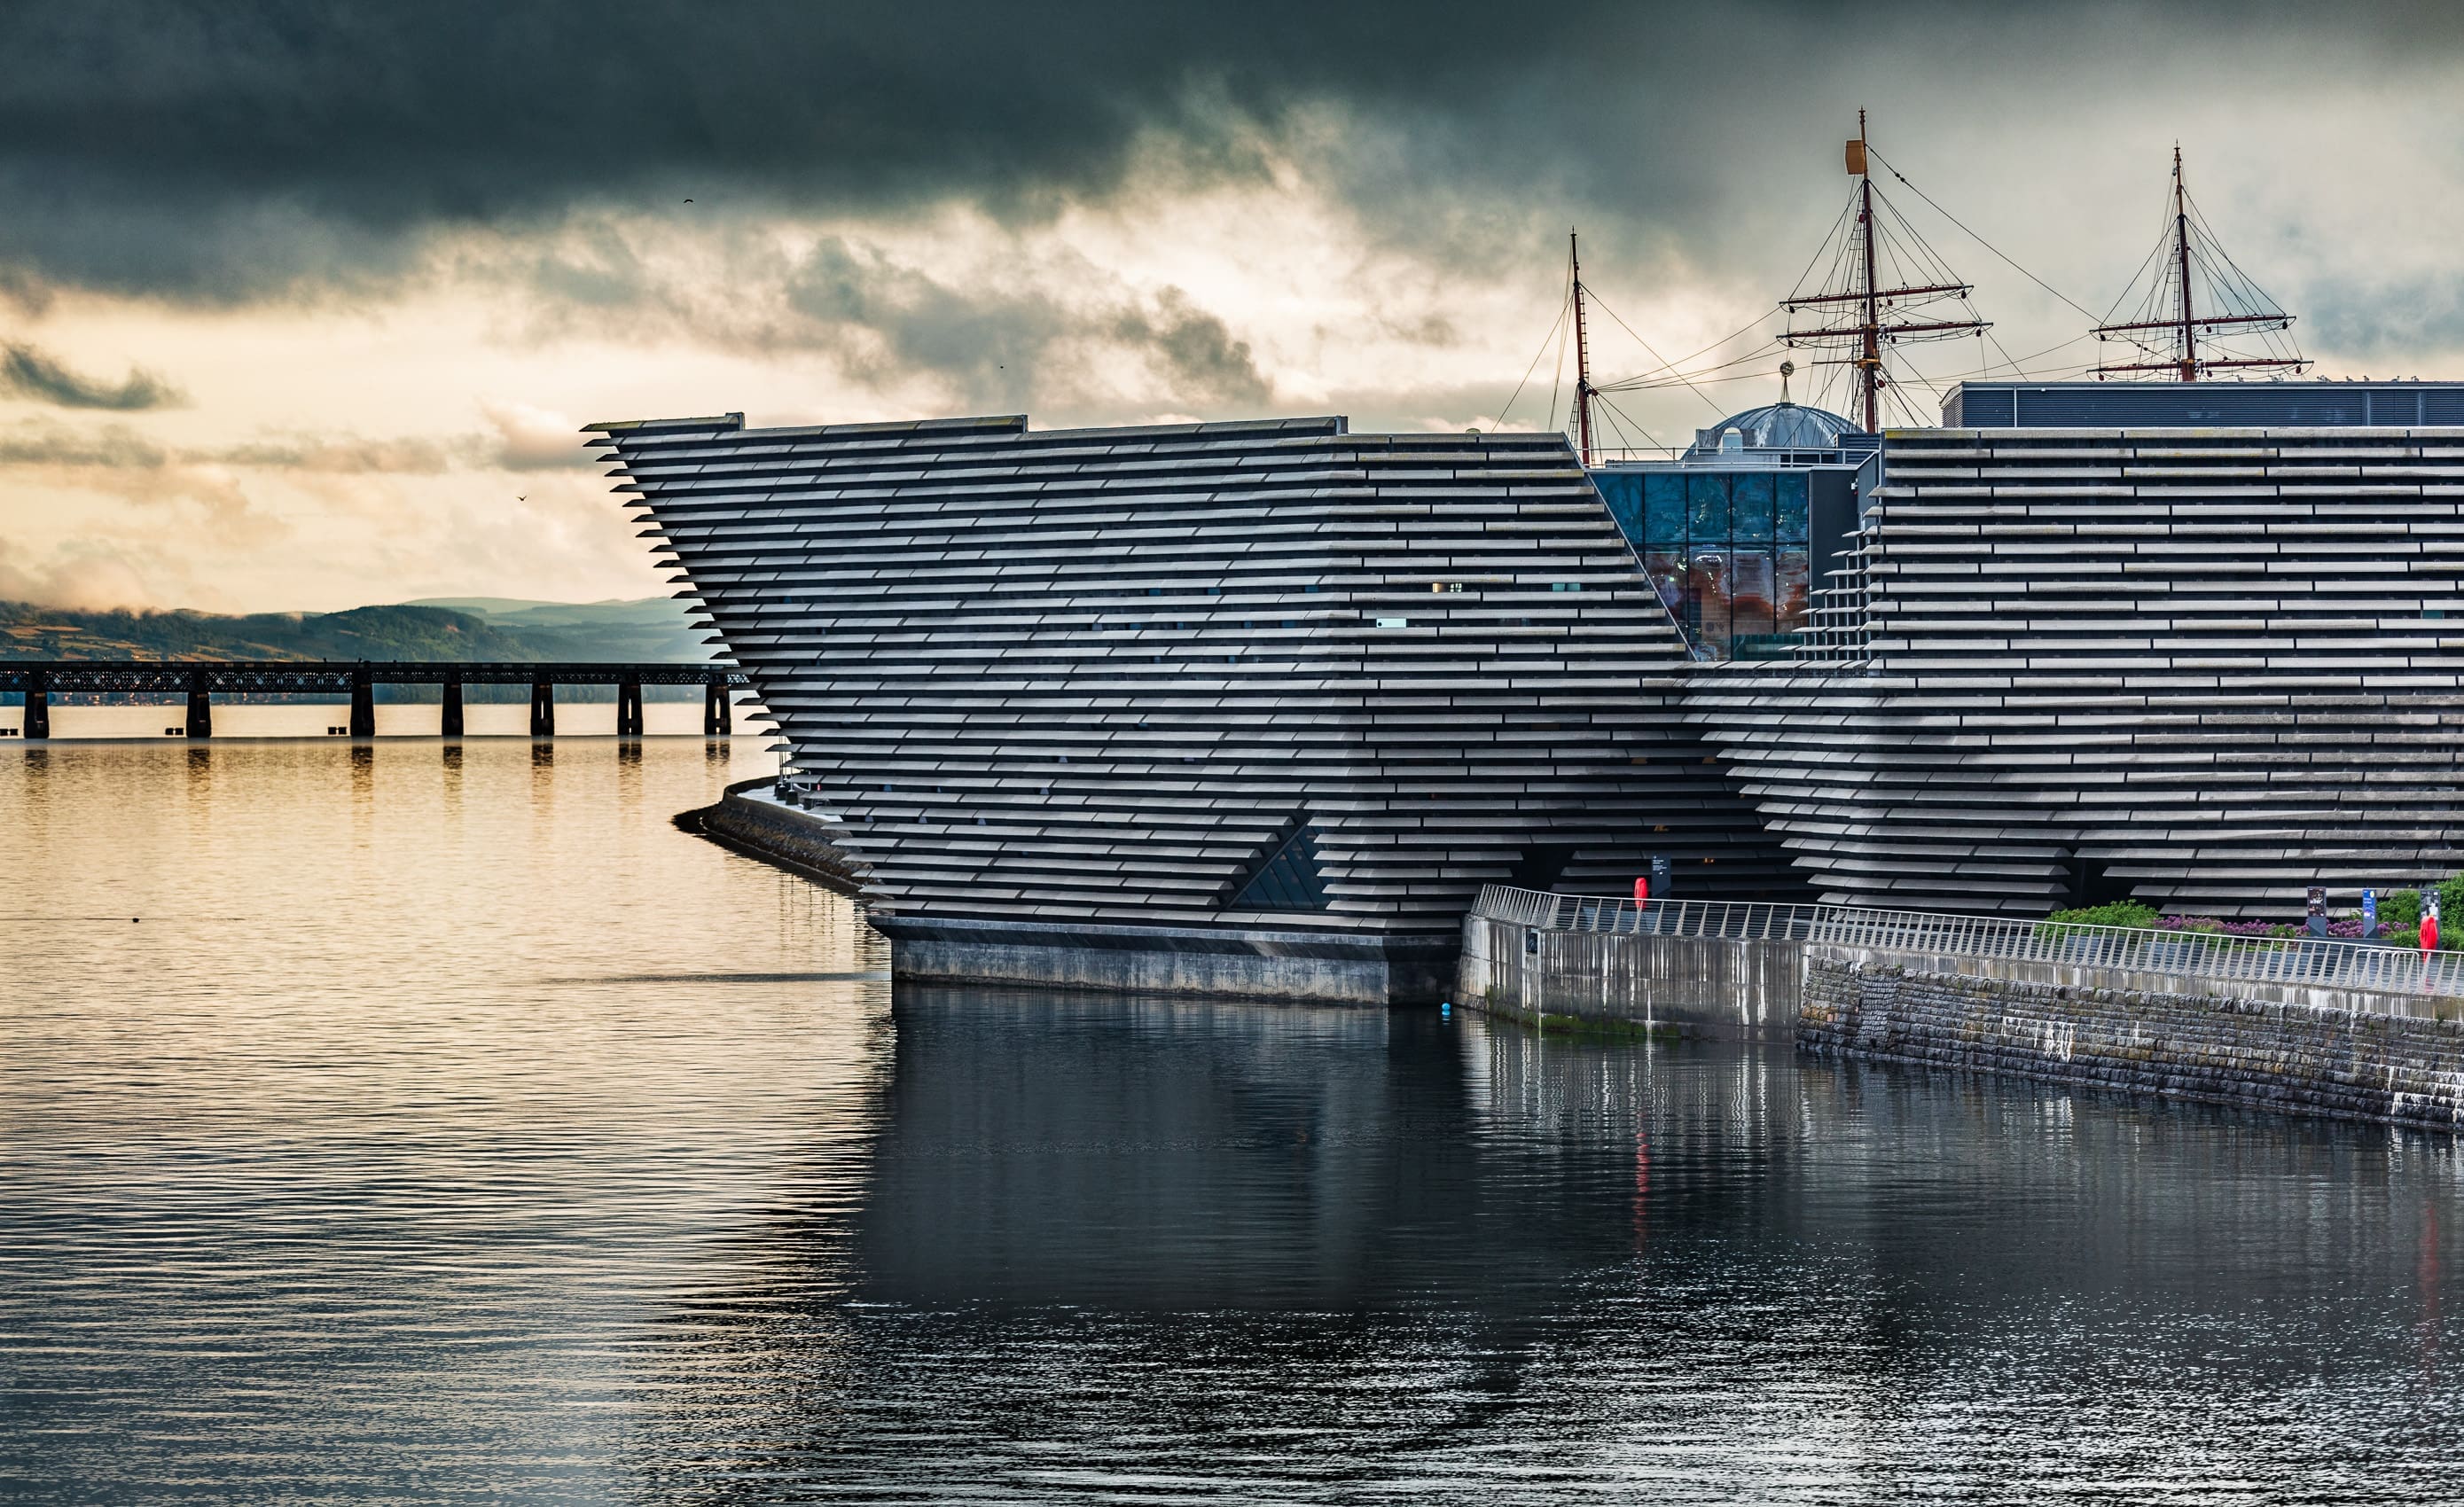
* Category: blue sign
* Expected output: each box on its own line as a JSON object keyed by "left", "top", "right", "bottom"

{"left": 2363, "top": 889, "right": 2378, "bottom": 936}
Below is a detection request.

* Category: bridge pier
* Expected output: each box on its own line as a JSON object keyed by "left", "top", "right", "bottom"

{"left": 440, "top": 676, "right": 464, "bottom": 738}
{"left": 24, "top": 669, "right": 48, "bottom": 739}
{"left": 185, "top": 668, "right": 213, "bottom": 739}
{"left": 529, "top": 679, "right": 555, "bottom": 738}
{"left": 616, "top": 676, "right": 644, "bottom": 738}
{"left": 349, "top": 668, "right": 375, "bottom": 738}
{"left": 704, "top": 677, "right": 731, "bottom": 736}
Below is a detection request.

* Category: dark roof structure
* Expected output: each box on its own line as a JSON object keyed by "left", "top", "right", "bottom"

{"left": 1686, "top": 401, "right": 1862, "bottom": 457}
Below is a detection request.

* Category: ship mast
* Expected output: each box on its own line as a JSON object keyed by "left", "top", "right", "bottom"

{"left": 1570, "top": 230, "right": 1595, "bottom": 466}
{"left": 1780, "top": 110, "right": 1989, "bottom": 432}
{"left": 2091, "top": 147, "right": 2305, "bottom": 380}
{"left": 1857, "top": 115, "right": 1881, "bottom": 429}
{"left": 2171, "top": 147, "right": 2197, "bottom": 379}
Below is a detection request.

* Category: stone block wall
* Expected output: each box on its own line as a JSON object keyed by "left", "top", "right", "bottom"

{"left": 1802, "top": 955, "right": 2464, "bottom": 1132}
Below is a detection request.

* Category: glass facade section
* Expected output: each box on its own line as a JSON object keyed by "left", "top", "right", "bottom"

{"left": 1592, "top": 467, "right": 1825, "bottom": 660}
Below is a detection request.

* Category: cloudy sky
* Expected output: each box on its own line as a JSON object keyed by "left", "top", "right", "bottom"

{"left": 4, "top": 1, "right": 2461, "bottom": 613}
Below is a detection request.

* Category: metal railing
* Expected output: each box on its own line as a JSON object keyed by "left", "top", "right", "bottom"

{"left": 1472, "top": 886, "right": 2464, "bottom": 1000}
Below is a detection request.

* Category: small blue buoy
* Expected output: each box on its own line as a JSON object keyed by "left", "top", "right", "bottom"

{"left": 1440, "top": 1001, "right": 1451, "bottom": 1016}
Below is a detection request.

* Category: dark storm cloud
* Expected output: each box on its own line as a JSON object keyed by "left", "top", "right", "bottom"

{"left": 1111, "top": 290, "right": 1271, "bottom": 408}
{"left": 778, "top": 237, "right": 1269, "bottom": 410}
{"left": 1, "top": 343, "right": 184, "bottom": 410}
{"left": 12, "top": 1, "right": 2460, "bottom": 303}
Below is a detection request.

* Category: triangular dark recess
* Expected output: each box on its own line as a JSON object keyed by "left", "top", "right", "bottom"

{"left": 1226, "top": 819, "right": 1333, "bottom": 911}
{"left": 1506, "top": 844, "right": 1576, "bottom": 893}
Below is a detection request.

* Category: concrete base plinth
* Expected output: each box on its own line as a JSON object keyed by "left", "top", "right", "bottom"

{"left": 683, "top": 785, "right": 1453, "bottom": 1003}
{"left": 875, "top": 916, "right": 1457, "bottom": 1005}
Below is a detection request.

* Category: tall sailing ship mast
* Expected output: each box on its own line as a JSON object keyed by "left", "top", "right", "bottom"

{"left": 1569, "top": 229, "right": 1597, "bottom": 466}
{"left": 2090, "top": 147, "right": 2306, "bottom": 380}
{"left": 1780, "top": 110, "right": 1990, "bottom": 432}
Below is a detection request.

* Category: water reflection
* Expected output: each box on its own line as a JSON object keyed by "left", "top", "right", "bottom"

{"left": 622, "top": 1000, "right": 2464, "bottom": 1503}
{"left": 857, "top": 992, "right": 1482, "bottom": 1308}
{"left": 8, "top": 735, "right": 2464, "bottom": 1503}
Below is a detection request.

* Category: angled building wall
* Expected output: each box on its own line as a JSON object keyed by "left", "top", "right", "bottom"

{"left": 1686, "top": 422, "right": 2464, "bottom": 917}
{"left": 595, "top": 412, "right": 1803, "bottom": 951}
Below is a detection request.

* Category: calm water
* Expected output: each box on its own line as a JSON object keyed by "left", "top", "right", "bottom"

{"left": 5, "top": 723, "right": 2463, "bottom": 1503}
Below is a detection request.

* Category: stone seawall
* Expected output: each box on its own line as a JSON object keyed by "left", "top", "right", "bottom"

{"left": 1801, "top": 955, "right": 2464, "bottom": 1133}
{"left": 1459, "top": 906, "right": 2464, "bottom": 1131}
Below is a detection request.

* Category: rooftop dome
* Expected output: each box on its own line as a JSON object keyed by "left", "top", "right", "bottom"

{"left": 1683, "top": 401, "right": 1862, "bottom": 458}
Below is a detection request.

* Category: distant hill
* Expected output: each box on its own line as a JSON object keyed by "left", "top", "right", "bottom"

{"left": 401, "top": 596, "right": 709, "bottom": 661}
{"left": 0, "top": 596, "right": 715, "bottom": 662}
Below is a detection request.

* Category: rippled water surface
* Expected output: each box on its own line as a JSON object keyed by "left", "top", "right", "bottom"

{"left": 6, "top": 729, "right": 2464, "bottom": 1503}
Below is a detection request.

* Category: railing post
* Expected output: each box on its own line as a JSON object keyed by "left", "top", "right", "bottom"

{"left": 529, "top": 678, "right": 554, "bottom": 738}
{"left": 440, "top": 675, "right": 464, "bottom": 738}
{"left": 22, "top": 668, "right": 46, "bottom": 740}
{"left": 616, "top": 675, "right": 643, "bottom": 739}
{"left": 348, "top": 667, "right": 375, "bottom": 738}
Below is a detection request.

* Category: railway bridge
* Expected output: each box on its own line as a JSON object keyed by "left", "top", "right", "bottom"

{"left": 0, "top": 660, "right": 747, "bottom": 738}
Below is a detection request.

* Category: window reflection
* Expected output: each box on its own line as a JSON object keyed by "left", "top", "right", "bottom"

{"left": 1594, "top": 468, "right": 1828, "bottom": 660}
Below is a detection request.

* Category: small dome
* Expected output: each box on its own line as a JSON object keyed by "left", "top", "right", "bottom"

{"left": 1684, "top": 402, "right": 1861, "bottom": 457}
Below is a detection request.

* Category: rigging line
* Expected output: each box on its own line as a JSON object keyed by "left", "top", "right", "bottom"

{"left": 1594, "top": 397, "right": 1647, "bottom": 458}
{"left": 1784, "top": 192, "right": 1862, "bottom": 301}
{"left": 1932, "top": 331, "right": 2098, "bottom": 381}
{"left": 1867, "top": 184, "right": 1960, "bottom": 291}
{"left": 1595, "top": 392, "right": 1669, "bottom": 457}
{"left": 1607, "top": 370, "right": 1810, "bottom": 393}
{"left": 1546, "top": 277, "right": 1571, "bottom": 434}
{"left": 1595, "top": 336, "right": 1793, "bottom": 392}
{"left": 1497, "top": 282, "right": 1573, "bottom": 431}
{"left": 1883, "top": 371, "right": 1931, "bottom": 428}
{"left": 1584, "top": 286, "right": 1730, "bottom": 419}
{"left": 2101, "top": 187, "right": 2176, "bottom": 327}
{"left": 1866, "top": 145, "right": 2103, "bottom": 324}
{"left": 1596, "top": 314, "right": 1787, "bottom": 391}
{"left": 2183, "top": 191, "right": 2271, "bottom": 293}
{"left": 1983, "top": 327, "right": 2027, "bottom": 381}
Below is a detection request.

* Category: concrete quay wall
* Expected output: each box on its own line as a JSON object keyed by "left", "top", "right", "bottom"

{"left": 878, "top": 917, "right": 1457, "bottom": 1005}
{"left": 1459, "top": 910, "right": 2464, "bottom": 1131}
{"left": 1455, "top": 912, "right": 1801, "bottom": 1038}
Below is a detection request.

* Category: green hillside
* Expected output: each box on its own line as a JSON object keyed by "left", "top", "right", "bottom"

{"left": 0, "top": 597, "right": 715, "bottom": 663}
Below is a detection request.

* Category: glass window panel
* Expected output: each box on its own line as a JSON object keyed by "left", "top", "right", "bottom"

{"left": 1776, "top": 548, "right": 1811, "bottom": 637}
{"left": 1728, "top": 548, "right": 1775, "bottom": 641}
{"left": 1642, "top": 550, "right": 1686, "bottom": 633}
{"left": 1733, "top": 472, "right": 1774, "bottom": 543}
{"left": 1594, "top": 472, "right": 1645, "bottom": 546}
{"left": 1689, "top": 547, "right": 1732, "bottom": 657}
{"left": 1776, "top": 472, "right": 1810, "bottom": 541}
{"left": 1686, "top": 473, "right": 1730, "bottom": 543}
{"left": 1643, "top": 473, "right": 1686, "bottom": 544}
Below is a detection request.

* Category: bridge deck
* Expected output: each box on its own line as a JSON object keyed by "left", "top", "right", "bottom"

{"left": 3, "top": 660, "right": 749, "bottom": 738}
{"left": 0, "top": 660, "right": 745, "bottom": 692}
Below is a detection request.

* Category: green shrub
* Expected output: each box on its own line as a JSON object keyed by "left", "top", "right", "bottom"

{"left": 2044, "top": 901, "right": 2161, "bottom": 930}
{"left": 2378, "top": 890, "right": 2422, "bottom": 931}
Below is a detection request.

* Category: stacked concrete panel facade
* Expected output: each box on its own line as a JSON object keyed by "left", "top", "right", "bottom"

{"left": 1687, "top": 423, "right": 2464, "bottom": 916}
{"left": 594, "top": 412, "right": 1801, "bottom": 942}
